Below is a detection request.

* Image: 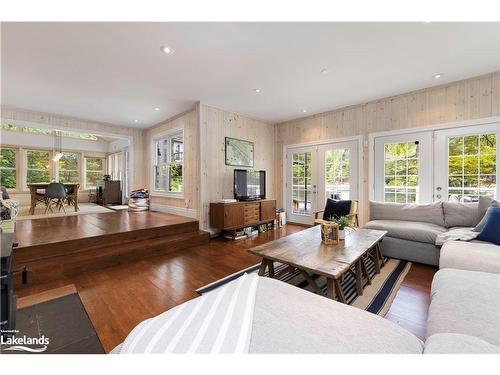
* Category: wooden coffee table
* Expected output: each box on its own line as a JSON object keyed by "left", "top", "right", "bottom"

{"left": 248, "top": 226, "right": 387, "bottom": 303}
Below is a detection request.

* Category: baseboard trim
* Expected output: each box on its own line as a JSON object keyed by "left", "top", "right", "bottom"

{"left": 150, "top": 203, "right": 198, "bottom": 219}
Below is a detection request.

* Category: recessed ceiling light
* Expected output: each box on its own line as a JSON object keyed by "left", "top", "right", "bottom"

{"left": 302, "top": 109, "right": 308, "bottom": 113}
{"left": 154, "top": 107, "right": 160, "bottom": 111}
{"left": 254, "top": 88, "right": 261, "bottom": 93}
{"left": 160, "top": 46, "right": 174, "bottom": 55}
{"left": 433, "top": 73, "right": 444, "bottom": 79}
{"left": 320, "top": 68, "right": 329, "bottom": 74}
{"left": 134, "top": 119, "right": 139, "bottom": 123}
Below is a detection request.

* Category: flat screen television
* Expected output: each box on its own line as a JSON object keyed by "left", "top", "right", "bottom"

{"left": 234, "top": 169, "right": 266, "bottom": 201}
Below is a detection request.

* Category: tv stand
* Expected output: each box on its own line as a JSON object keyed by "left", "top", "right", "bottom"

{"left": 209, "top": 199, "right": 276, "bottom": 231}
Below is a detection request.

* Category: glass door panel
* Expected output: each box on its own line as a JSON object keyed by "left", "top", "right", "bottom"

{"left": 318, "top": 140, "right": 359, "bottom": 211}
{"left": 286, "top": 146, "right": 317, "bottom": 225}
{"left": 291, "top": 151, "right": 312, "bottom": 215}
{"left": 374, "top": 132, "right": 433, "bottom": 203}
{"left": 383, "top": 142, "right": 419, "bottom": 203}
{"left": 325, "top": 148, "right": 350, "bottom": 200}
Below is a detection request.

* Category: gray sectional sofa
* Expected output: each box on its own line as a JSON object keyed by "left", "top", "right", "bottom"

{"left": 364, "top": 200, "right": 482, "bottom": 266}
{"left": 115, "top": 199, "right": 499, "bottom": 353}
{"left": 425, "top": 240, "right": 500, "bottom": 353}
{"left": 115, "top": 237, "right": 500, "bottom": 354}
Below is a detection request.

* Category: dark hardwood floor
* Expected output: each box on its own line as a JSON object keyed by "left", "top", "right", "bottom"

{"left": 14, "top": 223, "right": 436, "bottom": 353}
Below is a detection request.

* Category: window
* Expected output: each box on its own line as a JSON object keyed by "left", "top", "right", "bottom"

{"left": 26, "top": 150, "right": 50, "bottom": 184}
{"left": 384, "top": 142, "right": 419, "bottom": 203}
{"left": 1, "top": 123, "right": 98, "bottom": 141}
{"left": 448, "top": 133, "right": 496, "bottom": 200}
{"left": 58, "top": 152, "right": 80, "bottom": 183}
{"left": 85, "top": 157, "right": 105, "bottom": 189}
{"left": 108, "top": 152, "right": 123, "bottom": 181}
{"left": 291, "top": 152, "right": 312, "bottom": 215}
{"left": 153, "top": 131, "right": 183, "bottom": 194}
{"left": 0, "top": 148, "right": 17, "bottom": 189}
{"left": 325, "top": 148, "right": 350, "bottom": 201}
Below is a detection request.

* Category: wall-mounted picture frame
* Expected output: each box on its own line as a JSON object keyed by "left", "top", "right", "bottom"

{"left": 225, "top": 137, "right": 254, "bottom": 167}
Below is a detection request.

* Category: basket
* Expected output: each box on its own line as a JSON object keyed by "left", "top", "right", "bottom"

{"left": 314, "top": 219, "right": 340, "bottom": 245}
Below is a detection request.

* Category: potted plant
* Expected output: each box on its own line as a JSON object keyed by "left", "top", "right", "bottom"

{"left": 333, "top": 216, "right": 350, "bottom": 240}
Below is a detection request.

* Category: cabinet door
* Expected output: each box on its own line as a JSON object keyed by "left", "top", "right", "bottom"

{"left": 224, "top": 204, "right": 245, "bottom": 228}
{"left": 260, "top": 200, "right": 276, "bottom": 221}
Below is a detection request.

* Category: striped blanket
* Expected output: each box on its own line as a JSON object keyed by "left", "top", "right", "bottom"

{"left": 118, "top": 273, "right": 259, "bottom": 354}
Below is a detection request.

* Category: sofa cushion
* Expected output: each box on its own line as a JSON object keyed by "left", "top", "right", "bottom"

{"left": 249, "top": 276, "right": 424, "bottom": 353}
{"left": 475, "top": 196, "right": 500, "bottom": 226}
{"left": 440, "top": 240, "right": 500, "bottom": 273}
{"left": 426, "top": 269, "right": 500, "bottom": 346}
{"left": 369, "top": 201, "right": 445, "bottom": 227}
{"left": 477, "top": 208, "right": 500, "bottom": 245}
{"left": 424, "top": 333, "right": 500, "bottom": 354}
{"left": 442, "top": 201, "right": 478, "bottom": 228}
{"left": 322, "top": 199, "right": 351, "bottom": 221}
{"left": 364, "top": 220, "right": 447, "bottom": 244}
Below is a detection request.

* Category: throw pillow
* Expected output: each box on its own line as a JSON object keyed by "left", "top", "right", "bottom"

{"left": 322, "top": 199, "right": 351, "bottom": 221}
{"left": 474, "top": 196, "right": 499, "bottom": 225}
{"left": 474, "top": 199, "right": 500, "bottom": 231}
{"left": 477, "top": 208, "right": 500, "bottom": 246}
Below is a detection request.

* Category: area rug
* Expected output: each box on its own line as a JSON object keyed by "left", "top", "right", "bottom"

{"left": 17, "top": 203, "right": 114, "bottom": 220}
{"left": 1, "top": 293, "right": 104, "bottom": 354}
{"left": 197, "top": 257, "right": 411, "bottom": 317}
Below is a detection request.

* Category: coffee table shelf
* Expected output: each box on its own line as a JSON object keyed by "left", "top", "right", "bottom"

{"left": 248, "top": 226, "right": 387, "bottom": 303}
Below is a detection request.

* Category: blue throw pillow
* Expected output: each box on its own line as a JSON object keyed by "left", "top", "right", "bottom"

{"left": 477, "top": 207, "right": 500, "bottom": 246}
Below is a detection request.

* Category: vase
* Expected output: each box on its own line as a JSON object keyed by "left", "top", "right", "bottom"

{"left": 338, "top": 229, "right": 345, "bottom": 240}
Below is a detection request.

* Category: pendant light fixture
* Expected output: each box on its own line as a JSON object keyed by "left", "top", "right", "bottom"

{"left": 52, "top": 130, "right": 64, "bottom": 162}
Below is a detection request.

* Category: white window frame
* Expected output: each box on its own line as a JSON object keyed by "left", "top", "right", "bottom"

{"left": 151, "top": 128, "right": 184, "bottom": 198}
{"left": 84, "top": 156, "right": 106, "bottom": 191}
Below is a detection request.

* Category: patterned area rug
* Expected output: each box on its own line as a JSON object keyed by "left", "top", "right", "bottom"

{"left": 197, "top": 257, "right": 411, "bottom": 316}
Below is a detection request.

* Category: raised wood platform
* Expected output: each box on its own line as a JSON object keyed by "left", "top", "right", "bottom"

{"left": 13, "top": 211, "right": 210, "bottom": 284}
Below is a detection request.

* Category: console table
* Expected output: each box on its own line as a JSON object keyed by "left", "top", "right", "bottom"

{"left": 210, "top": 199, "right": 276, "bottom": 231}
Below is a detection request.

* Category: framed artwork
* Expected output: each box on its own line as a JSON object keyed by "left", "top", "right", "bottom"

{"left": 225, "top": 137, "right": 254, "bottom": 167}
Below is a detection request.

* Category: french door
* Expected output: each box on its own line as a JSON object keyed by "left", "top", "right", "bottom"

{"left": 286, "top": 140, "right": 359, "bottom": 225}
{"left": 434, "top": 123, "right": 499, "bottom": 201}
{"left": 373, "top": 122, "right": 500, "bottom": 204}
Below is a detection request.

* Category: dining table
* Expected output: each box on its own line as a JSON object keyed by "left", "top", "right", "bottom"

{"left": 28, "top": 183, "right": 80, "bottom": 215}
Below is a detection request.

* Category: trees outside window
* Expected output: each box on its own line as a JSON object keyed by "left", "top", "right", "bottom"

{"left": 58, "top": 152, "right": 80, "bottom": 183}
{"left": 0, "top": 148, "right": 17, "bottom": 189}
{"left": 448, "top": 134, "right": 496, "bottom": 200}
{"left": 85, "top": 157, "right": 105, "bottom": 189}
{"left": 383, "top": 142, "right": 419, "bottom": 203}
{"left": 26, "top": 150, "right": 50, "bottom": 184}
{"left": 153, "top": 132, "right": 183, "bottom": 194}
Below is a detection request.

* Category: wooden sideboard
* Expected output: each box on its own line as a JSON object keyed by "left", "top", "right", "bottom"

{"left": 210, "top": 199, "right": 276, "bottom": 231}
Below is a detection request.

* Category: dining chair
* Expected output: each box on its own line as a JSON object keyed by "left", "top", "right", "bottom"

{"left": 44, "top": 182, "right": 67, "bottom": 214}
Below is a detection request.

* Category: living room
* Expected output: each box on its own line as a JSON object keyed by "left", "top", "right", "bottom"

{"left": 1, "top": 2, "right": 499, "bottom": 374}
